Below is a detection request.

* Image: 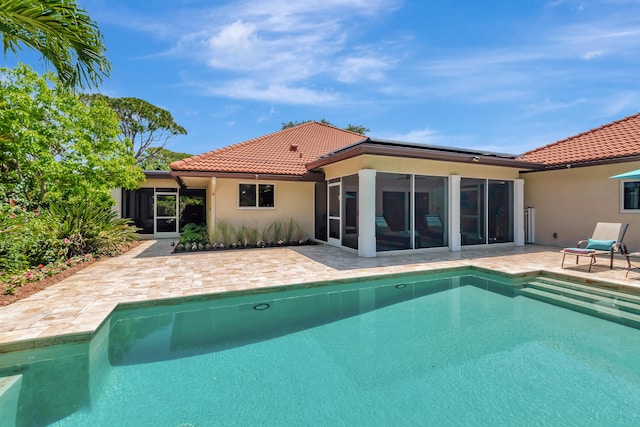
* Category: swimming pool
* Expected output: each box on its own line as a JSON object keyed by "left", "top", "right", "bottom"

{"left": 2, "top": 270, "right": 640, "bottom": 426}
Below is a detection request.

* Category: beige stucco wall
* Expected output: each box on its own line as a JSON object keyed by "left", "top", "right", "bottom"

{"left": 138, "top": 178, "right": 180, "bottom": 189}
{"left": 213, "top": 178, "right": 315, "bottom": 240}
{"left": 522, "top": 161, "right": 640, "bottom": 250}
{"left": 321, "top": 155, "right": 522, "bottom": 180}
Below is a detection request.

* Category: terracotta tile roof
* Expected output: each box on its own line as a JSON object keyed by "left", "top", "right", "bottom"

{"left": 170, "top": 121, "right": 366, "bottom": 176}
{"left": 522, "top": 112, "right": 640, "bottom": 166}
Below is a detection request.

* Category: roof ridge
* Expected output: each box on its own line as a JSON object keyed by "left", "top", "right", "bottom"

{"left": 523, "top": 112, "right": 640, "bottom": 156}
{"left": 309, "top": 120, "right": 368, "bottom": 137}
{"left": 170, "top": 121, "right": 367, "bottom": 169}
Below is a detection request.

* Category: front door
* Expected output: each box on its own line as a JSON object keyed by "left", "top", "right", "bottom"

{"left": 327, "top": 181, "right": 341, "bottom": 246}
{"left": 155, "top": 192, "right": 179, "bottom": 238}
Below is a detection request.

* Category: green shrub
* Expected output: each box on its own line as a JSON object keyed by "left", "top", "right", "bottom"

{"left": 271, "top": 220, "right": 283, "bottom": 242}
{"left": 216, "top": 220, "right": 234, "bottom": 245}
{"left": 0, "top": 200, "right": 66, "bottom": 275}
{"left": 48, "top": 200, "right": 139, "bottom": 258}
{"left": 179, "top": 223, "right": 209, "bottom": 244}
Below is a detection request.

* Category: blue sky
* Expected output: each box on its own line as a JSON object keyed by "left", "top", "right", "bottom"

{"left": 36, "top": 1, "right": 640, "bottom": 155}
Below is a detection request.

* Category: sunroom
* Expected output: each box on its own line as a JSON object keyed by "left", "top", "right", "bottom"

{"left": 308, "top": 139, "right": 541, "bottom": 257}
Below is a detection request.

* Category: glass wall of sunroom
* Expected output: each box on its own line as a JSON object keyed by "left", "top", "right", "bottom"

{"left": 375, "top": 173, "right": 448, "bottom": 252}
{"left": 314, "top": 170, "right": 523, "bottom": 257}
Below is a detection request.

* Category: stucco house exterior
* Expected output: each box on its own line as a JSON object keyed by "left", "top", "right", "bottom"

{"left": 114, "top": 113, "right": 640, "bottom": 256}
{"left": 521, "top": 112, "right": 640, "bottom": 251}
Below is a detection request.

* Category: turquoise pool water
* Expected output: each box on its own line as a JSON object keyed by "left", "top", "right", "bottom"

{"left": 3, "top": 272, "right": 640, "bottom": 426}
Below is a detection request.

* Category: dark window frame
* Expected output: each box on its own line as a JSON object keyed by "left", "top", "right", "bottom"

{"left": 238, "top": 183, "right": 275, "bottom": 209}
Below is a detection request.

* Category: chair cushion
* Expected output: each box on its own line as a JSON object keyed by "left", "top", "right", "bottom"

{"left": 586, "top": 239, "right": 616, "bottom": 251}
{"left": 563, "top": 248, "right": 595, "bottom": 254}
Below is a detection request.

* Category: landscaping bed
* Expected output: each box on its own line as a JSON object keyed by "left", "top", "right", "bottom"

{"left": 0, "top": 241, "right": 143, "bottom": 306}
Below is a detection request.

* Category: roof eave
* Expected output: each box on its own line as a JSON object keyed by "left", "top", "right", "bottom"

{"left": 171, "top": 170, "right": 325, "bottom": 182}
{"left": 523, "top": 154, "right": 640, "bottom": 172}
{"left": 306, "top": 143, "right": 544, "bottom": 171}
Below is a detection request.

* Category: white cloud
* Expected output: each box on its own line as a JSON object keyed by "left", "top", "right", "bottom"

{"left": 600, "top": 92, "right": 637, "bottom": 116}
{"left": 257, "top": 106, "right": 277, "bottom": 123}
{"left": 211, "top": 105, "right": 242, "bottom": 118}
{"left": 583, "top": 50, "right": 604, "bottom": 60}
{"left": 375, "top": 128, "right": 442, "bottom": 145}
{"left": 158, "top": 0, "right": 402, "bottom": 103}
{"left": 207, "top": 79, "right": 340, "bottom": 105}
{"left": 336, "top": 55, "right": 393, "bottom": 83}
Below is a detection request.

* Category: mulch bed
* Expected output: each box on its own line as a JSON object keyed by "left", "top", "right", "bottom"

{"left": 0, "top": 241, "right": 143, "bottom": 307}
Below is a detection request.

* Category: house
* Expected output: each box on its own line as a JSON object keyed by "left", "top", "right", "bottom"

{"left": 115, "top": 121, "right": 542, "bottom": 257}
{"left": 521, "top": 112, "right": 640, "bottom": 250}
{"left": 114, "top": 113, "right": 640, "bottom": 256}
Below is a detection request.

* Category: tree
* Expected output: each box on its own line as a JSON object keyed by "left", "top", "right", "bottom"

{"left": 139, "top": 147, "right": 193, "bottom": 171}
{"left": 281, "top": 119, "right": 369, "bottom": 135}
{"left": 80, "top": 94, "right": 188, "bottom": 166}
{"left": 0, "top": 65, "right": 142, "bottom": 208}
{"left": 0, "top": 0, "right": 110, "bottom": 90}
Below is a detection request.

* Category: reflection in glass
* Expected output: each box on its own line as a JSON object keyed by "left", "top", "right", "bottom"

{"left": 156, "top": 194, "right": 177, "bottom": 217}
{"left": 376, "top": 173, "right": 412, "bottom": 251}
{"left": 258, "top": 184, "right": 274, "bottom": 207}
{"left": 329, "top": 185, "right": 340, "bottom": 217}
{"left": 624, "top": 182, "right": 640, "bottom": 210}
{"left": 122, "top": 188, "right": 154, "bottom": 234}
{"left": 460, "top": 178, "right": 485, "bottom": 245}
{"left": 415, "top": 176, "right": 448, "bottom": 248}
{"left": 315, "top": 182, "right": 328, "bottom": 241}
{"left": 179, "top": 189, "right": 206, "bottom": 230}
{"left": 239, "top": 184, "right": 256, "bottom": 207}
{"left": 488, "top": 180, "right": 514, "bottom": 243}
{"left": 342, "top": 174, "right": 359, "bottom": 249}
{"left": 157, "top": 218, "right": 177, "bottom": 233}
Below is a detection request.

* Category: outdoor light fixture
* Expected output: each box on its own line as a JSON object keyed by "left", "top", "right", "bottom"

{"left": 472, "top": 156, "right": 480, "bottom": 163}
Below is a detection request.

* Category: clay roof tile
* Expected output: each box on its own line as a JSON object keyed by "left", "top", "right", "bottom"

{"left": 170, "top": 121, "right": 366, "bottom": 176}
{"left": 522, "top": 112, "right": 640, "bottom": 166}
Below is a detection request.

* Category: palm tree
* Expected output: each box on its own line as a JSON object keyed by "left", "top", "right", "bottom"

{"left": 0, "top": 0, "right": 110, "bottom": 89}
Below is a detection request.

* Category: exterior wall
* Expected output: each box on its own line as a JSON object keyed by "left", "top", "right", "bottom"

{"left": 110, "top": 188, "right": 122, "bottom": 215}
{"left": 321, "top": 155, "right": 521, "bottom": 181}
{"left": 522, "top": 161, "right": 640, "bottom": 250}
{"left": 138, "top": 178, "right": 180, "bottom": 189}
{"left": 213, "top": 178, "right": 316, "bottom": 240}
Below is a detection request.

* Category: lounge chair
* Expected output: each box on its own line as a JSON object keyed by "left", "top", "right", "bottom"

{"left": 560, "top": 222, "right": 629, "bottom": 271}
{"left": 376, "top": 215, "right": 419, "bottom": 249}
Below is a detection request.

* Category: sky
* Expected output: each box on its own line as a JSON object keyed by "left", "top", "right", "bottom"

{"left": 18, "top": 0, "right": 640, "bottom": 156}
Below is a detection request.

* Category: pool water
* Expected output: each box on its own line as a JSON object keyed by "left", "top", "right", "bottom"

{"left": 3, "top": 272, "right": 640, "bottom": 426}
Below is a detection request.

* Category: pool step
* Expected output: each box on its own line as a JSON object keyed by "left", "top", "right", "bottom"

{"left": 0, "top": 375, "right": 22, "bottom": 427}
{"left": 521, "top": 281, "right": 640, "bottom": 329}
{"left": 524, "top": 280, "right": 640, "bottom": 316}
{"left": 533, "top": 277, "right": 640, "bottom": 305}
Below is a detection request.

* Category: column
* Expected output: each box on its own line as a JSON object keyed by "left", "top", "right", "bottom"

{"left": 514, "top": 178, "right": 525, "bottom": 246}
{"left": 358, "top": 169, "right": 377, "bottom": 257}
{"left": 449, "top": 175, "right": 461, "bottom": 251}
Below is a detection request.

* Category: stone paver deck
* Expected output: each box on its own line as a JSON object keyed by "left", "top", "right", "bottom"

{"left": 2, "top": 240, "right": 640, "bottom": 352}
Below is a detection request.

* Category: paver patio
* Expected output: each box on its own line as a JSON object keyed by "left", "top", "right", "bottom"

{"left": 2, "top": 240, "right": 640, "bottom": 352}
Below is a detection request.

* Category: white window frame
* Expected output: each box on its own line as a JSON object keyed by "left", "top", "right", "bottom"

{"left": 238, "top": 182, "right": 276, "bottom": 209}
{"left": 619, "top": 179, "right": 640, "bottom": 213}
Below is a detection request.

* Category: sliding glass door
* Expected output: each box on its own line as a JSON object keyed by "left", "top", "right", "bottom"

{"left": 460, "top": 178, "right": 514, "bottom": 245}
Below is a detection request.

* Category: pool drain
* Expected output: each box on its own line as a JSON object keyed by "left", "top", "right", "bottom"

{"left": 395, "top": 283, "right": 407, "bottom": 289}
{"left": 253, "top": 303, "right": 270, "bottom": 311}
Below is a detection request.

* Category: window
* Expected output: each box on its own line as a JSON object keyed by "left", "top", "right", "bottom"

{"left": 623, "top": 181, "right": 640, "bottom": 211}
{"left": 239, "top": 183, "right": 275, "bottom": 208}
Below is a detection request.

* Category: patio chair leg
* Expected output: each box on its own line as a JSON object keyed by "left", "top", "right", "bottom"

{"left": 561, "top": 253, "right": 566, "bottom": 268}
{"left": 589, "top": 256, "right": 594, "bottom": 272}
{"left": 610, "top": 252, "right": 614, "bottom": 269}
